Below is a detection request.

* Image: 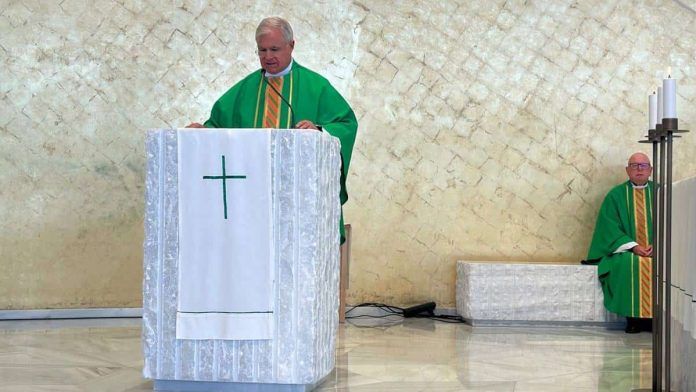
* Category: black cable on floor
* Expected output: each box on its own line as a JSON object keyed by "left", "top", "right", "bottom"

{"left": 345, "top": 303, "right": 466, "bottom": 324}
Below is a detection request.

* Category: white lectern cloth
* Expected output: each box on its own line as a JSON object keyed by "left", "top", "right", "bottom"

{"left": 176, "top": 129, "right": 273, "bottom": 340}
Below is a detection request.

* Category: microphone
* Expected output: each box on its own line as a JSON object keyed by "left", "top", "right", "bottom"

{"left": 261, "top": 69, "right": 296, "bottom": 127}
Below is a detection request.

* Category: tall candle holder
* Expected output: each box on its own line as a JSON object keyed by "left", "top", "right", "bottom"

{"left": 635, "top": 118, "right": 688, "bottom": 392}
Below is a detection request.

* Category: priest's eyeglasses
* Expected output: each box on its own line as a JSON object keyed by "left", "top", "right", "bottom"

{"left": 628, "top": 163, "right": 651, "bottom": 170}
{"left": 256, "top": 47, "right": 283, "bottom": 57}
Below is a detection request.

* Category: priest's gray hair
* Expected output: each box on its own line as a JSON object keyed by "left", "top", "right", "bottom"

{"left": 256, "top": 17, "right": 294, "bottom": 43}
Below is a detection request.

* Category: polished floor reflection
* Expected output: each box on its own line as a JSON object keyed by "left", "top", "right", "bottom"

{"left": 0, "top": 317, "right": 651, "bottom": 391}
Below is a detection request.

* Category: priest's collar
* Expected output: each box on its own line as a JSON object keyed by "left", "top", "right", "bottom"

{"left": 264, "top": 60, "right": 293, "bottom": 78}
{"left": 631, "top": 181, "right": 649, "bottom": 189}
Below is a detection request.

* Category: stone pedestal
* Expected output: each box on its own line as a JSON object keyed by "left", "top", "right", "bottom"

{"left": 456, "top": 261, "right": 620, "bottom": 325}
{"left": 142, "top": 129, "right": 341, "bottom": 390}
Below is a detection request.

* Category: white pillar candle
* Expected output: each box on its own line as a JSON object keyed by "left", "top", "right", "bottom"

{"left": 649, "top": 92, "right": 657, "bottom": 130}
{"left": 657, "top": 86, "right": 663, "bottom": 122}
{"left": 663, "top": 76, "right": 677, "bottom": 118}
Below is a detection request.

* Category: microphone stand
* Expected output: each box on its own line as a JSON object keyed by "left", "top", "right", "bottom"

{"left": 262, "top": 70, "right": 296, "bottom": 127}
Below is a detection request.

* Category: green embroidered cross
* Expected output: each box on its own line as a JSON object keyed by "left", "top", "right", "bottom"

{"left": 203, "top": 155, "right": 247, "bottom": 219}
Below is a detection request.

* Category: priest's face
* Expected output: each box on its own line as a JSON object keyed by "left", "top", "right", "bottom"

{"left": 626, "top": 153, "right": 652, "bottom": 185}
{"left": 256, "top": 29, "right": 294, "bottom": 74}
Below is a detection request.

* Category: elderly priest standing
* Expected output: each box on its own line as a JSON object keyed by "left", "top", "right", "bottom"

{"left": 586, "top": 152, "right": 654, "bottom": 333}
{"left": 188, "top": 16, "right": 358, "bottom": 242}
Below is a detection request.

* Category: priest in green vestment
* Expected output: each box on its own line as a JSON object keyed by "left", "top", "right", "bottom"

{"left": 188, "top": 17, "right": 358, "bottom": 242}
{"left": 586, "top": 152, "right": 653, "bottom": 333}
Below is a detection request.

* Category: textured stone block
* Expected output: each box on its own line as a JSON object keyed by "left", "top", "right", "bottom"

{"left": 456, "top": 261, "right": 620, "bottom": 323}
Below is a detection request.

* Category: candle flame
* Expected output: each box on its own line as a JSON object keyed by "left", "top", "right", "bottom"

{"left": 667, "top": 66, "right": 672, "bottom": 78}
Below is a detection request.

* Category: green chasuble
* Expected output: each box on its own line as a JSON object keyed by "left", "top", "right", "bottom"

{"left": 587, "top": 181, "right": 653, "bottom": 318}
{"left": 204, "top": 61, "right": 358, "bottom": 242}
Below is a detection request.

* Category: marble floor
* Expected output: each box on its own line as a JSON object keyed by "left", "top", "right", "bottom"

{"left": 0, "top": 317, "right": 652, "bottom": 391}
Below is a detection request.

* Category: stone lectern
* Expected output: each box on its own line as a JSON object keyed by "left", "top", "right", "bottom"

{"left": 142, "top": 129, "right": 341, "bottom": 391}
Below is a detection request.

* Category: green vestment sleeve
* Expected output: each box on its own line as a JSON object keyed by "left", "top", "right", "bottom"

{"left": 203, "top": 72, "right": 260, "bottom": 129}
{"left": 205, "top": 99, "right": 224, "bottom": 128}
{"left": 315, "top": 81, "right": 358, "bottom": 205}
{"left": 586, "top": 182, "right": 636, "bottom": 260}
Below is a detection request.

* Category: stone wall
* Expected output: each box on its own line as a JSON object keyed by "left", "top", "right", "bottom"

{"left": 2, "top": 0, "right": 695, "bottom": 308}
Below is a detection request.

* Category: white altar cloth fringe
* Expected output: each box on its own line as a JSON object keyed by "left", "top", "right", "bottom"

{"left": 176, "top": 129, "right": 273, "bottom": 340}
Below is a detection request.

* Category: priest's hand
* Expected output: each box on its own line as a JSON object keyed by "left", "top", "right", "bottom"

{"left": 631, "top": 244, "right": 653, "bottom": 257}
{"left": 295, "top": 120, "right": 319, "bottom": 130}
{"left": 186, "top": 122, "right": 205, "bottom": 128}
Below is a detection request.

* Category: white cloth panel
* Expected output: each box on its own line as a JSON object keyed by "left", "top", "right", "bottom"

{"left": 176, "top": 129, "right": 273, "bottom": 340}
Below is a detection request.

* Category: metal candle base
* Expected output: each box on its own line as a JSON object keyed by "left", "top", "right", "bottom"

{"left": 639, "top": 119, "right": 689, "bottom": 392}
